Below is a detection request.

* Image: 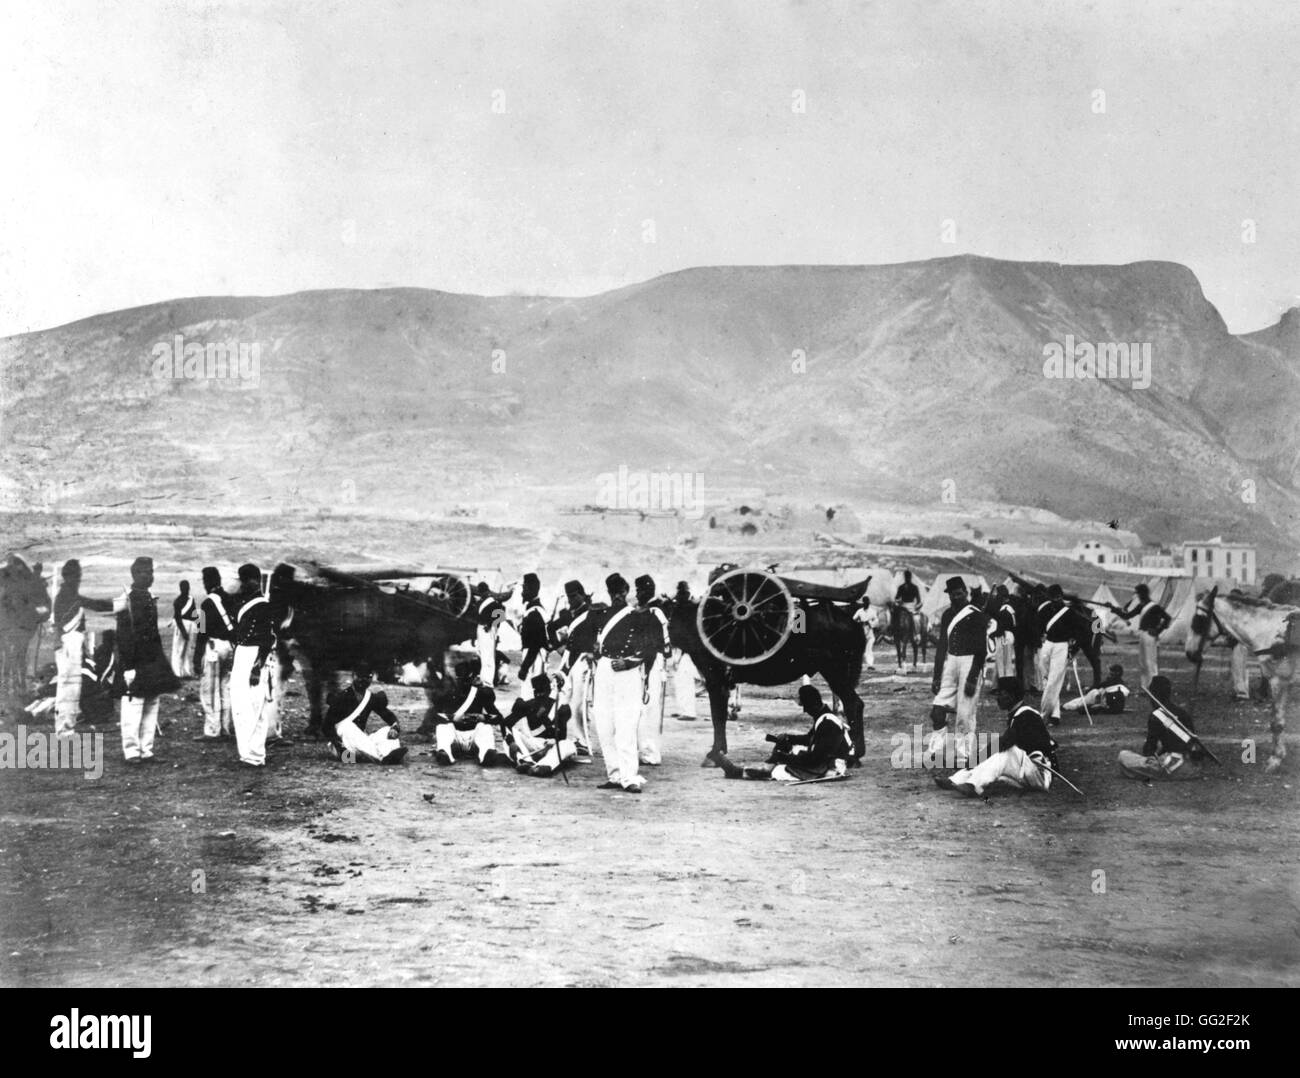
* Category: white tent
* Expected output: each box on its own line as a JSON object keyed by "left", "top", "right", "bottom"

{"left": 1163, "top": 577, "right": 1200, "bottom": 645}
{"left": 921, "top": 573, "right": 989, "bottom": 620}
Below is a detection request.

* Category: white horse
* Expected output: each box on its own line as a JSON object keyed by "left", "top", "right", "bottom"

{"left": 1185, "top": 586, "right": 1298, "bottom": 772}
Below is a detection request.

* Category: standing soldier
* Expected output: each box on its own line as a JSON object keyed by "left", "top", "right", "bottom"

{"left": 893, "top": 570, "right": 923, "bottom": 664}
{"left": 591, "top": 573, "right": 656, "bottom": 793}
{"left": 1118, "top": 582, "right": 1170, "bottom": 692}
{"left": 263, "top": 563, "right": 298, "bottom": 745}
{"left": 634, "top": 574, "right": 671, "bottom": 767}
{"left": 989, "top": 584, "right": 1018, "bottom": 689}
{"left": 1035, "top": 585, "right": 1073, "bottom": 724}
{"left": 853, "top": 595, "right": 877, "bottom": 671}
{"left": 472, "top": 581, "right": 505, "bottom": 686}
{"left": 516, "top": 572, "right": 548, "bottom": 700}
{"left": 51, "top": 559, "right": 114, "bottom": 738}
{"left": 230, "top": 562, "right": 276, "bottom": 768}
{"left": 112, "top": 556, "right": 180, "bottom": 763}
{"left": 551, "top": 579, "right": 599, "bottom": 759}
{"left": 671, "top": 581, "right": 699, "bottom": 720}
{"left": 169, "top": 580, "right": 198, "bottom": 679}
{"left": 194, "top": 567, "right": 235, "bottom": 742}
{"left": 929, "top": 576, "right": 987, "bottom": 768}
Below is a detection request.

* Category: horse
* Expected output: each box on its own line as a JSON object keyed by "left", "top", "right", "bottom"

{"left": 665, "top": 570, "right": 867, "bottom": 765}
{"left": 0, "top": 554, "right": 51, "bottom": 696}
{"left": 272, "top": 564, "right": 479, "bottom": 731}
{"left": 1185, "top": 585, "right": 1298, "bottom": 771}
{"left": 886, "top": 601, "right": 928, "bottom": 670}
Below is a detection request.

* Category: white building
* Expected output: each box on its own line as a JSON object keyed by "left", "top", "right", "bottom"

{"left": 1073, "top": 539, "right": 1133, "bottom": 568}
{"left": 1178, "top": 538, "right": 1256, "bottom": 585}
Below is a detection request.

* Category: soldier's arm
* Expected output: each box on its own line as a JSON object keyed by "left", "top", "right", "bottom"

{"left": 84, "top": 595, "right": 116, "bottom": 613}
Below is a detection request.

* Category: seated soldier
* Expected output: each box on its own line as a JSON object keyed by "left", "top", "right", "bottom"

{"left": 1118, "top": 674, "right": 1205, "bottom": 781}
{"left": 504, "top": 674, "right": 577, "bottom": 777}
{"left": 708, "top": 685, "right": 852, "bottom": 782}
{"left": 324, "top": 664, "right": 407, "bottom": 763}
{"left": 429, "top": 672, "right": 505, "bottom": 767}
{"left": 323, "top": 664, "right": 407, "bottom": 764}
{"left": 1063, "top": 662, "right": 1130, "bottom": 714}
{"left": 935, "top": 679, "right": 1057, "bottom": 799}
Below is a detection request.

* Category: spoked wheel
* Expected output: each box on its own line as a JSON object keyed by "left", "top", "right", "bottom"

{"left": 697, "top": 568, "right": 794, "bottom": 665}
{"left": 426, "top": 572, "right": 471, "bottom": 617}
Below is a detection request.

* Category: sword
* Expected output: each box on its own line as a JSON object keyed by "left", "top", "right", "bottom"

{"left": 1033, "top": 756, "right": 1085, "bottom": 796}
{"left": 1071, "top": 658, "right": 1094, "bottom": 726}
{"left": 1141, "top": 686, "right": 1222, "bottom": 765}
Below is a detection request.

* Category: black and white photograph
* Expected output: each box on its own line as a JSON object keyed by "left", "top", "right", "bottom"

{"left": 1, "top": 0, "right": 1296, "bottom": 1017}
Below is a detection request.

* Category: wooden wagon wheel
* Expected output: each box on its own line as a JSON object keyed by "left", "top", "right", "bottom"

{"left": 425, "top": 572, "right": 471, "bottom": 618}
{"left": 697, "top": 568, "right": 794, "bottom": 665}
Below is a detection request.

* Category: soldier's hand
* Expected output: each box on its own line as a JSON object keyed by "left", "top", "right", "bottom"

{"left": 250, "top": 664, "right": 263, "bottom": 686}
{"left": 963, "top": 680, "right": 977, "bottom": 698}
{"left": 124, "top": 669, "right": 136, "bottom": 687}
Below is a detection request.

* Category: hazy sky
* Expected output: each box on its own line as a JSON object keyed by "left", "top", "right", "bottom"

{"left": 2, "top": 0, "right": 1296, "bottom": 336}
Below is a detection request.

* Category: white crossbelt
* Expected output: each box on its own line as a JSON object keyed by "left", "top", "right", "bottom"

{"left": 597, "top": 605, "right": 633, "bottom": 649}
{"left": 340, "top": 688, "right": 372, "bottom": 725}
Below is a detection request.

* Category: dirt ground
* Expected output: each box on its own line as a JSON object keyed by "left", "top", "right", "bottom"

{"left": 2, "top": 622, "right": 1297, "bottom": 987}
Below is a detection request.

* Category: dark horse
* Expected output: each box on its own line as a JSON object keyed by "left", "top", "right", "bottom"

{"left": 665, "top": 575, "right": 868, "bottom": 765}
{"left": 886, "top": 602, "right": 928, "bottom": 670}
{"left": 1, "top": 554, "right": 51, "bottom": 695}
{"left": 272, "top": 564, "right": 478, "bottom": 731}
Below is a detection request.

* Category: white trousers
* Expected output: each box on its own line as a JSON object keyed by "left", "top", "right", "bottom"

{"left": 263, "top": 653, "right": 287, "bottom": 738}
{"left": 170, "top": 624, "right": 195, "bottom": 679}
{"left": 863, "top": 628, "right": 875, "bottom": 669}
{"left": 518, "top": 650, "right": 545, "bottom": 701}
{"left": 337, "top": 719, "right": 402, "bottom": 762}
{"left": 1038, "top": 640, "right": 1069, "bottom": 719}
{"left": 55, "top": 631, "right": 84, "bottom": 736}
{"left": 950, "top": 746, "right": 1049, "bottom": 795}
{"left": 230, "top": 645, "right": 272, "bottom": 766}
{"left": 932, "top": 652, "right": 980, "bottom": 764}
{"left": 435, "top": 722, "right": 497, "bottom": 763}
{"left": 593, "top": 657, "right": 644, "bottom": 788}
{"left": 120, "top": 693, "right": 160, "bottom": 760}
{"left": 508, "top": 719, "right": 576, "bottom": 771}
{"left": 476, "top": 625, "right": 498, "bottom": 684}
{"left": 638, "top": 656, "right": 666, "bottom": 764}
{"left": 992, "top": 634, "right": 1015, "bottom": 680}
{"left": 201, "top": 646, "right": 233, "bottom": 737}
{"left": 561, "top": 655, "right": 594, "bottom": 750}
{"left": 1137, "top": 632, "right": 1159, "bottom": 690}
{"left": 672, "top": 650, "right": 697, "bottom": 718}
{"left": 1063, "top": 687, "right": 1106, "bottom": 712}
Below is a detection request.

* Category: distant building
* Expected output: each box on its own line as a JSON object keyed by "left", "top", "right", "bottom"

{"left": 1139, "top": 549, "right": 1176, "bottom": 570}
{"left": 1073, "top": 540, "right": 1133, "bottom": 568}
{"left": 1178, "top": 538, "right": 1256, "bottom": 584}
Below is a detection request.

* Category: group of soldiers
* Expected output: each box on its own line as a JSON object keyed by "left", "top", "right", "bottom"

{"left": 32, "top": 551, "right": 1213, "bottom": 794}
{"left": 450, "top": 572, "right": 698, "bottom": 792}
{"left": 913, "top": 572, "right": 1208, "bottom": 796}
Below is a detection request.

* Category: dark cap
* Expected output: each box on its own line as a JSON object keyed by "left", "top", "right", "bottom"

{"left": 523, "top": 572, "right": 540, "bottom": 594}
{"left": 635, "top": 574, "right": 655, "bottom": 592}
{"left": 61, "top": 558, "right": 81, "bottom": 579}
{"left": 943, "top": 576, "right": 966, "bottom": 594}
{"left": 1047, "top": 584, "right": 1063, "bottom": 599}
{"left": 202, "top": 566, "right": 221, "bottom": 588}
{"left": 797, "top": 684, "right": 823, "bottom": 710}
{"left": 530, "top": 673, "right": 552, "bottom": 695}
{"left": 237, "top": 562, "right": 261, "bottom": 582}
{"left": 130, "top": 556, "right": 153, "bottom": 573}
{"left": 474, "top": 581, "right": 490, "bottom": 596}
{"left": 606, "top": 573, "right": 628, "bottom": 594}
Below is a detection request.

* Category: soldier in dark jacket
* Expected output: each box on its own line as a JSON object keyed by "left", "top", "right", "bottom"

{"left": 112, "top": 556, "right": 180, "bottom": 763}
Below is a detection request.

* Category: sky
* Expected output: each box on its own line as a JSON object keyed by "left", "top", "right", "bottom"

{"left": 1, "top": 0, "right": 1297, "bottom": 336}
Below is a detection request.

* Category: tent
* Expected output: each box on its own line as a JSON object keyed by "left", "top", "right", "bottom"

{"left": 1162, "top": 577, "right": 1200, "bottom": 644}
{"left": 921, "top": 573, "right": 989, "bottom": 621}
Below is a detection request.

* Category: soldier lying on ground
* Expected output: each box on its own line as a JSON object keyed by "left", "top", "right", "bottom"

{"left": 707, "top": 685, "right": 852, "bottom": 782}
{"left": 934, "top": 679, "right": 1057, "bottom": 799}
{"left": 1063, "top": 663, "right": 1130, "bottom": 715}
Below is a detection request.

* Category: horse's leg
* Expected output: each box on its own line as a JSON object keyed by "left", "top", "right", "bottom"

{"left": 703, "top": 676, "right": 731, "bottom": 762}
{"left": 825, "top": 664, "right": 865, "bottom": 761}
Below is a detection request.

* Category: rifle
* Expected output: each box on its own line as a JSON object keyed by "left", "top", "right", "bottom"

{"left": 1032, "top": 756, "right": 1085, "bottom": 796}
{"left": 1070, "top": 658, "right": 1094, "bottom": 726}
{"left": 1141, "top": 686, "right": 1222, "bottom": 766}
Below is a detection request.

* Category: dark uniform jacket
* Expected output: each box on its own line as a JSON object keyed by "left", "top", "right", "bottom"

{"left": 932, "top": 601, "right": 988, "bottom": 692}
{"left": 1143, "top": 697, "right": 1201, "bottom": 757}
{"left": 595, "top": 601, "right": 660, "bottom": 666}
{"left": 508, "top": 692, "right": 571, "bottom": 742}
{"left": 112, "top": 586, "right": 181, "bottom": 698}
{"left": 323, "top": 686, "right": 398, "bottom": 748}
{"left": 773, "top": 709, "right": 852, "bottom": 777}
{"left": 1123, "top": 597, "right": 1171, "bottom": 637}
{"left": 1003, "top": 702, "right": 1057, "bottom": 768}
{"left": 52, "top": 584, "right": 113, "bottom": 641}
